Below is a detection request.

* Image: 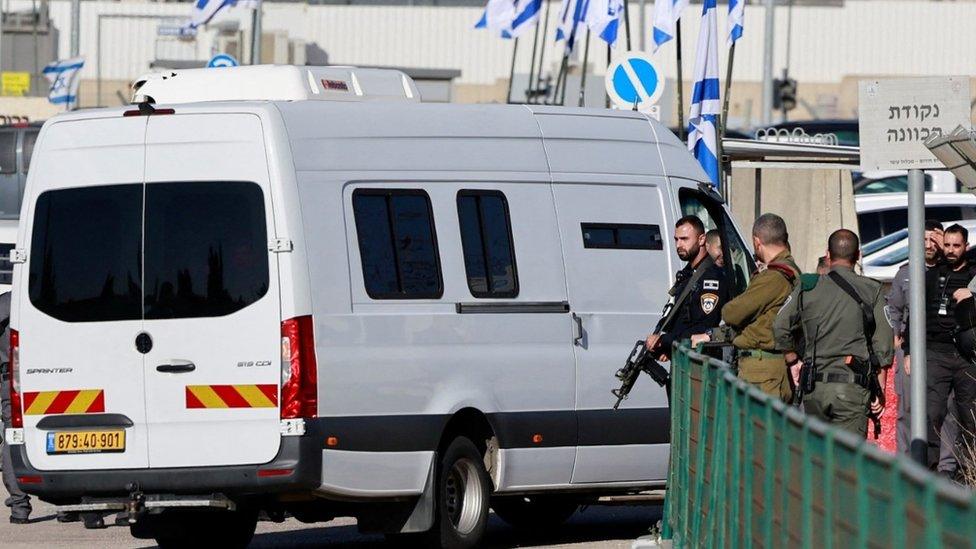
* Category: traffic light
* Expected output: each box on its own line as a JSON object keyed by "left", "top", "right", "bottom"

{"left": 772, "top": 76, "right": 798, "bottom": 112}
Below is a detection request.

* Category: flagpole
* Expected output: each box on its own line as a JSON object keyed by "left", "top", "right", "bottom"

{"left": 720, "top": 42, "right": 735, "bottom": 138}
{"left": 717, "top": 42, "right": 735, "bottom": 196}
{"left": 675, "top": 20, "right": 685, "bottom": 141}
{"left": 623, "top": 0, "right": 632, "bottom": 51}
{"left": 557, "top": 54, "right": 569, "bottom": 105}
{"left": 534, "top": 0, "right": 553, "bottom": 103}
{"left": 578, "top": 30, "right": 590, "bottom": 107}
{"left": 506, "top": 37, "right": 520, "bottom": 104}
{"left": 526, "top": 14, "right": 542, "bottom": 102}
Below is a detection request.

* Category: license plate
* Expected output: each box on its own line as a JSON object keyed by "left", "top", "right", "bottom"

{"left": 46, "top": 430, "right": 125, "bottom": 455}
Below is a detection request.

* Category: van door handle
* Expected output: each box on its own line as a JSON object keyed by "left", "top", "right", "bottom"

{"left": 572, "top": 313, "right": 583, "bottom": 346}
{"left": 156, "top": 362, "right": 196, "bottom": 373}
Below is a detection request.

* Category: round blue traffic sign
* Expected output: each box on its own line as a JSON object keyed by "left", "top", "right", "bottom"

{"left": 207, "top": 54, "right": 239, "bottom": 68}
{"left": 605, "top": 52, "right": 665, "bottom": 112}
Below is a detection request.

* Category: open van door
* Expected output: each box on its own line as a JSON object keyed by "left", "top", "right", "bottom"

{"left": 141, "top": 113, "right": 282, "bottom": 468}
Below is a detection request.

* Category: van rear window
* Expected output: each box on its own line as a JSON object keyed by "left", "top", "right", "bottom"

{"left": 29, "top": 184, "right": 144, "bottom": 322}
{"left": 29, "top": 181, "right": 269, "bottom": 322}
{"left": 143, "top": 181, "right": 269, "bottom": 319}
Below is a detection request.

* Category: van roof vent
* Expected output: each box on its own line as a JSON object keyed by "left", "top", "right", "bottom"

{"left": 131, "top": 65, "right": 421, "bottom": 105}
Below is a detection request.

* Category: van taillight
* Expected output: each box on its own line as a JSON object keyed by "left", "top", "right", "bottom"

{"left": 280, "top": 316, "right": 317, "bottom": 419}
{"left": 9, "top": 329, "right": 21, "bottom": 428}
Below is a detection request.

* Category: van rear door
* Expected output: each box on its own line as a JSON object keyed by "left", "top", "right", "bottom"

{"left": 20, "top": 117, "right": 150, "bottom": 471}
{"left": 142, "top": 113, "right": 282, "bottom": 468}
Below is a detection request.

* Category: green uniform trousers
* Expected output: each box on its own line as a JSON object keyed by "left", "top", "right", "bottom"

{"left": 737, "top": 354, "right": 792, "bottom": 402}
{"left": 802, "top": 365, "right": 871, "bottom": 438}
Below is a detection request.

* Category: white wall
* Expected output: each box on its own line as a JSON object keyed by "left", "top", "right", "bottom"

{"left": 7, "top": 0, "right": 976, "bottom": 87}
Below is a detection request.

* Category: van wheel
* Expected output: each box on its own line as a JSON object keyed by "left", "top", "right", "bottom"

{"left": 426, "top": 436, "right": 491, "bottom": 549}
{"left": 148, "top": 508, "right": 258, "bottom": 549}
{"left": 492, "top": 495, "right": 579, "bottom": 529}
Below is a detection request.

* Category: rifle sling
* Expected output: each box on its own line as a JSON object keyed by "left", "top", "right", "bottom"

{"left": 659, "top": 256, "right": 715, "bottom": 334}
{"left": 827, "top": 271, "right": 880, "bottom": 369}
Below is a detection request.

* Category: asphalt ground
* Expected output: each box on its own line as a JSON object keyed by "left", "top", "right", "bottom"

{"left": 0, "top": 483, "right": 661, "bottom": 548}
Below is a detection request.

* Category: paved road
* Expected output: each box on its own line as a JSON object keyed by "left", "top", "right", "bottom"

{"left": 0, "top": 484, "right": 660, "bottom": 548}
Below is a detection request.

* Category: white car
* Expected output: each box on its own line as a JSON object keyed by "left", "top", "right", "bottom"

{"left": 856, "top": 192, "right": 976, "bottom": 244}
{"left": 854, "top": 170, "right": 959, "bottom": 195}
{"left": 862, "top": 219, "right": 976, "bottom": 281}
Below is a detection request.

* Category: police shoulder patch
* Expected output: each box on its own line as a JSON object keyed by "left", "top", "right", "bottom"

{"left": 703, "top": 279, "right": 720, "bottom": 291}
{"left": 700, "top": 292, "right": 719, "bottom": 314}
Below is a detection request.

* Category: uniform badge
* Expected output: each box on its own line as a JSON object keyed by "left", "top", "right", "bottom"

{"left": 700, "top": 293, "right": 719, "bottom": 314}
{"left": 703, "top": 279, "right": 720, "bottom": 291}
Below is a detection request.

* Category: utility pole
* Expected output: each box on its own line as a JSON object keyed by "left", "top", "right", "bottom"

{"left": 250, "top": 4, "right": 262, "bottom": 65}
{"left": 761, "top": 0, "right": 775, "bottom": 126}
{"left": 70, "top": 0, "right": 79, "bottom": 57}
{"left": 908, "top": 168, "right": 928, "bottom": 466}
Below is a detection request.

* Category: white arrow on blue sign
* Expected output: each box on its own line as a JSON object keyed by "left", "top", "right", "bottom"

{"left": 605, "top": 52, "right": 665, "bottom": 113}
{"left": 207, "top": 54, "right": 239, "bottom": 68}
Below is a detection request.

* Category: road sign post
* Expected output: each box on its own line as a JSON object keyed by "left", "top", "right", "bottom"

{"left": 859, "top": 76, "right": 972, "bottom": 466}
{"left": 605, "top": 51, "right": 666, "bottom": 118}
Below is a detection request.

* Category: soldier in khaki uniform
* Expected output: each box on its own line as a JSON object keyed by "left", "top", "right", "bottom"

{"left": 773, "top": 229, "right": 893, "bottom": 437}
{"left": 714, "top": 213, "right": 800, "bottom": 400}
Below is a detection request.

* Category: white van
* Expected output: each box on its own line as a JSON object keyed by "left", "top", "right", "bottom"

{"left": 6, "top": 66, "right": 754, "bottom": 548}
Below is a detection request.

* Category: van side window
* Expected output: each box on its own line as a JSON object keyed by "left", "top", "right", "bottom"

{"left": 22, "top": 130, "right": 39, "bottom": 173}
{"left": 581, "top": 223, "right": 663, "bottom": 250}
{"left": 457, "top": 190, "right": 518, "bottom": 298}
{"left": 353, "top": 189, "right": 443, "bottom": 299}
{"left": 0, "top": 132, "right": 15, "bottom": 175}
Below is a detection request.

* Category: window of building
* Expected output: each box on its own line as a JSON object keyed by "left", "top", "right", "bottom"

{"left": 581, "top": 223, "right": 663, "bottom": 250}
{"left": 353, "top": 189, "right": 443, "bottom": 299}
{"left": 457, "top": 190, "right": 518, "bottom": 298}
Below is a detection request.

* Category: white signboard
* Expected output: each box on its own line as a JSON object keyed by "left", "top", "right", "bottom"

{"left": 858, "top": 76, "right": 971, "bottom": 171}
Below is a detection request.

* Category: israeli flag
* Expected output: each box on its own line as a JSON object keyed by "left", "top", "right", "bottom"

{"left": 43, "top": 57, "right": 84, "bottom": 110}
{"left": 555, "top": 0, "right": 587, "bottom": 53}
{"left": 728, "top": 0, "right": 744, "bottom": 46}
{"left": 585, "top": 0, "right": 625, "bottom": 46}
{"left": 652, "top": 0, "right": 689, "bottom": 52}
{"left": 687, "top": 0, "right": 720, "bottom": 185}
{"left": 183, "top": 0, "right": 259, "bottom": 32}
{"left": 475, "top": 0, "right": 543, "bottom": 39}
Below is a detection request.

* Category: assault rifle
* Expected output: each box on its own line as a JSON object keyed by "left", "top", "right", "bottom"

{"left": 612, "top": 340, "right": 671, "bottom": 409}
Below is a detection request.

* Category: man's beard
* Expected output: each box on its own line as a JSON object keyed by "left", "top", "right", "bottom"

{"left": 677, "top": 247, "right": 698, "bottom": 261}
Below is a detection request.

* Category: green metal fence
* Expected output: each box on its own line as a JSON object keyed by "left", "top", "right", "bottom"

{"left": 662, "top": 344, "right": 976, "bottom": 548}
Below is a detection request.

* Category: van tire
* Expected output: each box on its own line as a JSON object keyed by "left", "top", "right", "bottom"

{"left": 146, "top": 508, "right": 258, "bottom": 549}
{"left": 491, "top": 495, "right": 579, "bottom": 529}
{"left": 426, "top": 436, "right": 491, "bottom": 549}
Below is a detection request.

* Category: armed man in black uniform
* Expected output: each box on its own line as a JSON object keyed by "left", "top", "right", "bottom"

{"left": 645, "top": 215, "right": 729, "bottom": 359}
